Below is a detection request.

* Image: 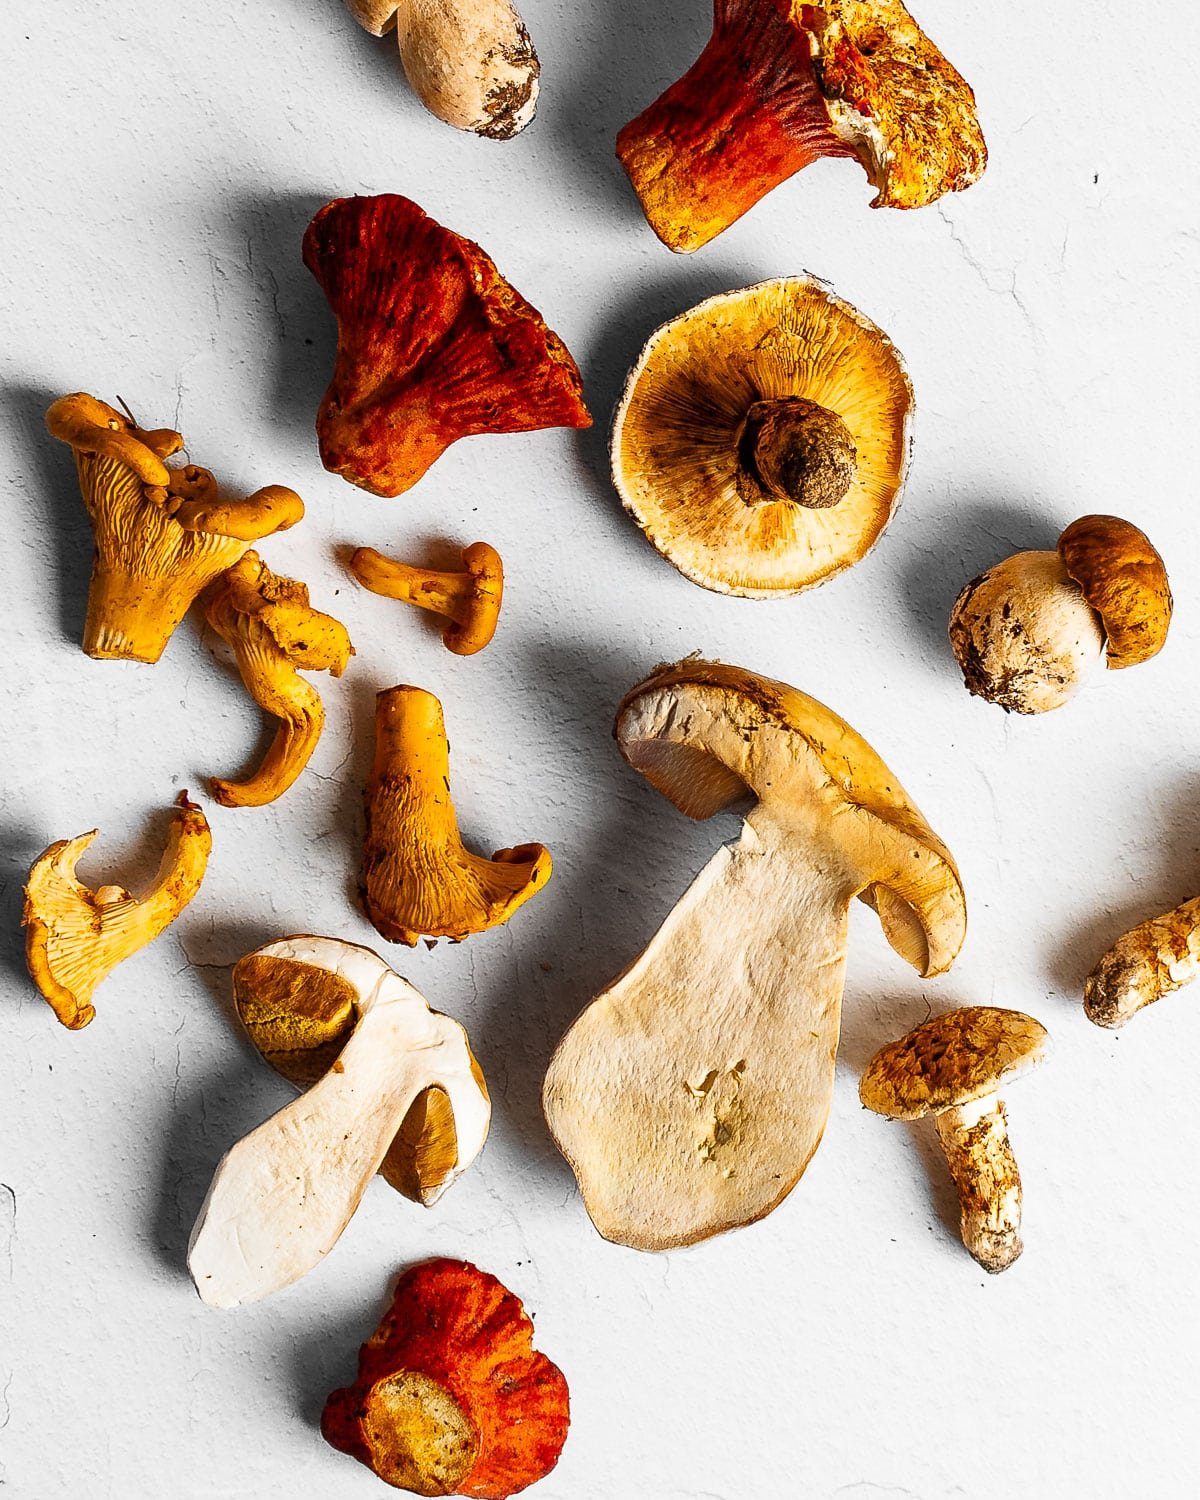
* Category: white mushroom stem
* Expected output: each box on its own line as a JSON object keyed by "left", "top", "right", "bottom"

{"left": 1083, "top": 895, "right": 1200, "bottom": 1028}
{"left": 934, "top": 1093, "right": 1023, "bottom": 1274}
{"left": 188, "top": 939, "right": 489, "bottom": 1308}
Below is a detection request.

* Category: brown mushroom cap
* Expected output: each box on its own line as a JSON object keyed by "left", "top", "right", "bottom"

{"left": 860, "top": 1006, "right": 1048, "bottom": 1120}
{"left": 611, "top": 279, "right": 912, "bottom": 597}
{"left": 1056, "top": 515, "right": 1172, "bottom": 669}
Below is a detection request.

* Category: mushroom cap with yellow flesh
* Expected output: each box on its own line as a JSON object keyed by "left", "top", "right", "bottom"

{"left": 611, "top": 278, "right": 913, "bottom": 597}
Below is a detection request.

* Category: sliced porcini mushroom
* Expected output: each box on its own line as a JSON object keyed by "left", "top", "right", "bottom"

{"left": 616, "top": 0, "right": 987, "bottom": 253}
{"left": 46, "top": 393, "right": 304, "bottom": 662}
{"left": 860, "top": 1006, "right": 1048, "bottom": 1273}
{"left": 542, "top": 660, "right": 966, "bottom": 1251}
{"left": 612, "top": 278, "right": 913, "bottom": 596}
{"left": 349, "top": 541, "right": 503, "bottom": 656}
{"left": 205, "top": 551, "right": 354, "bottom": 807}
{"left": 948, "top": 514, "right": 1172, "bottom": 713}
{"left": 22, "top": 792, "right": 211, "bottom": 1030}
{"left": 1083, "top": 895, "right": 1200, "bottom": 1029}
{"left": 362, "top": 686, "right": 551, "bottom": 945}
{"left": 322, "top": 1259, "right": 569, "bottom": 1496}
{"left": 303, "top": 195, "right": 590, "bottom": 497}
{"left": 188, "top": 937, "right": 490, "bottom": 1308}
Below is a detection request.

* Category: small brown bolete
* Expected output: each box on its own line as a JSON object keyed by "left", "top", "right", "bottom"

{"left": 612, "top": 278, "right": 913, "bottom": 597}
{"left": 1083, "top": 895, "right": 1200, "bottom": 1029}
{"left": 948, "top": 514, "right": 1172, "bottom": 714}
{"left": 349, "top": 541, "right": 503, "bottom": 656}
{"left": 860, "top": 1006, "right": 1049, "bottom": 1273}
{"left": 542, "top": 660, "right": 966, "bottom": 1251}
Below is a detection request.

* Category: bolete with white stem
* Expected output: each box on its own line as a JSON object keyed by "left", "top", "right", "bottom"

{"left": 188, "top": 937, "right": 490, "bottom": 1308}
{"left": 860, "top": 1006, "right": 1049, "bottom": 1273}
{"left": 542, "top": 660, "right": 967, "bottom": 1251}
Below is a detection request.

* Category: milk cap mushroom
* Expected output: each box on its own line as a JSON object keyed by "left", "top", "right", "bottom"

{"left": 350, "top": 541, "right": 503, "bottom": 656}
{"left": 542, "top": 659, "right": 966, "bottom": 1251}
{"left": 616, "top": 0, "right": 987, "bottom": 253}
{"left": 949, "top": 514, "right": 1171, "bottom": 713}
{"left": 612, "top": 278, "right": 913, "bottom": 596}
{"left": 860, "top": 1006, "right": 1048, "bottom": 1273}
{"left": 188, "top": 937, "right": 490, "bottom": 1307}
{"left": 1083, "top": 894, "right": 1200, "bottom": 1029}
{"left": 304, "top": 195, "right": 590, "bottom": 497}
{"left": 22, "top": 792, "right": 211, "bottom": 1029}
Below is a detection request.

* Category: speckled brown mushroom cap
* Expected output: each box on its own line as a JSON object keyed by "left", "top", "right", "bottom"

{"left": 860, "top": 1006, "right": 1048, "bottom": 1120}
{"left": 1057, "top": 514, "right": 1172, "bottom": 669}
{"left": 611, "top": 278, "right": 913, "bottom": 597}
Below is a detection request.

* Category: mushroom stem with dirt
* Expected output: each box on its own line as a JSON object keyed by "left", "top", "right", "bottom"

{"left": 349, "top": 541, "right": 503, "bottom": 655}
{"left": 188, "top": 937, "right": 491, "bottom": 1308}
{"left": 860, "top": 1006, "right": 1049, "bottom": 1273}
{"left": 542, "top": 660, "right": 966, "bottom": 1251}
{"left": 1083, "top": 895, "right": 1200, "bottom": 1028}
{"left": 948, "top": 515, "right": 1172, "bottom": 713}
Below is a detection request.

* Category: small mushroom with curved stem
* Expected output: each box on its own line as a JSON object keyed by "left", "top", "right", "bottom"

{"left": 949, "top": 514, "right": 1172, "bottom": 714}
{"left": 362, "top": 686, "right": 551, "bottom": 945}
{"left": 860, "top": 1006, "right": 1049, "bottom": 1273}
{"left": 188, "top": 937, "right": 491, "bottom": 1308}
{"left": 22, "top": 792, "right": 212, "bottom": 1029}
{"left": 1083, "top": 895, "right": 1200, "bottom": 1029}
{"left": 349, "top": 541, "right": 503, "bottom": 656}
{"left": 205, "top": 551, "right": 354, "bottom": 807}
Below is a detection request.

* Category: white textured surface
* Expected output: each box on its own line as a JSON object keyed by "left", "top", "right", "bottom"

{"left": 2, "top": 2, "right": 1199, "bottom": 1496}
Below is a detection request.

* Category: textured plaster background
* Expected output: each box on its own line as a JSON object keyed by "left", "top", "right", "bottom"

{"left": 3, "top": 2, "right": 1200, "bottom": 1496}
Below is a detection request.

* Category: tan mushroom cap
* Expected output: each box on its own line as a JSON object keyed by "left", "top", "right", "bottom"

{"left": 611, "top": 278, "right": 913, "bottom": 597}
{"left": 860, "top": 1006, "right": 1049, "bottom": 1121}
{"left": 1057, "top": 514, "right": 1172, "bottom": 669}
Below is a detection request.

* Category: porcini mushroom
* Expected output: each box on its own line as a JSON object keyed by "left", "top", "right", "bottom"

{"left": 363, "top": 686, "right": 551, "bottom": 945}
{"left": 542, "top": 660, "right": 966, "bottom": 1251}
{"left": 188, "top": 937, "right": 490, "bottom": 1308}
{"left": 616, "top": 0, "right": 987, "bottom": 253}
{"left": 303, "top": 195, "right": 590, "bottom": 497}
{"left": 612, "top": 278, "right": 913, "bottom": 596}
{"left": 46, "top": 393, "right": 305, "bottom": 663}
{"left": 349, "top": 541, "right": 503, "bottom": 656}
{"left": 22, "top": 792, "right": 212, "bottom": 1030}
{"left": 322, "top": 1259, "right": 569, "bottom": 1497}
{"left": 345, "top": 1, "right": 540, "bottom": 140}
{"left": 205, "top": 551, "right": 354, "bottom": 807}
{"left": 1083, "top": 895, "right": 1200, "bottom": 1029}
{"left": 860, "top": 1006, "right": 1048, "bottom": 1273}
{"left": 948, "top": 514, "right": 1172, "bottom": 713}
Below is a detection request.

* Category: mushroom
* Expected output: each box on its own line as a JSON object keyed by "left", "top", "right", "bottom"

{"left": 303, "top": 195, "right": 590, "bottom": 497}
{"left": 860, "top": 1006, "right": 1049, "bottom": 1273}
{"left": 542, "top": 660, "right": 966, "bottom": 1251}
{"left": 612, "top": 278, "right": 913, "bottom": 596}
{"left": 46, "top": 393, "right": 305, "bottom": 663}
{"left": 616, "top": 0, "right": 987, "bottom": 253}
{"left": 205, "top": 551, "right": 354, "bottom": 807}
{"left": 349, "top": 541, "right": 503, "bottom": 656}
{"left": 22, "top": 792, "right": 212, "bottom": 1030}
{"left": 345, "top": 1, "right": 540, "bottom": 141}
{"left": 322, "top": 1259, "right": 569, "bottom": 1497}
{"left": 188, "top": 937, "right": 490, "bottom": 1308}
{"left": 948, "top": 514, "right": 1172, "bottom": 713}
{"left": 1083, "top": 895, "right": 1200, "bottom": 1029}
{"left": 363, "top": 686, "right": 551, "bottom": 945}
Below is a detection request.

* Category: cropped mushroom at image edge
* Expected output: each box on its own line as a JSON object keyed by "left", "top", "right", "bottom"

{"left": 1083, "top": 895, "right": 1200, "bottom": 1028}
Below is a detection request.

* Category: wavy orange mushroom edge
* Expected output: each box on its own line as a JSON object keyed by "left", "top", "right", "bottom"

{"left": 22, "top": 792, "right": 212, "bottom": 1030}
{"left": 349, "top": 541, "right": 503, "bottom": 655}
{"left": 616, "top": 0, "right": 987, "bottom": 253}
{"left": 543, "top": 659, "right": 966, "bottom": 1251}
{"left": 322, "top": 1259, "right": 569, "bottom": 1497}
{"left": 46, "top": 393, "right": 304, "bottom": 663}
{"left": 303, "top": 194, "right": 590, "bottom": 497}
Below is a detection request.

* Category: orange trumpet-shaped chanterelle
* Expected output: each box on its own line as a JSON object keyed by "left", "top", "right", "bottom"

{"left": 205, "top": 551, "right": 354, "bottom": 807}
{"left": 349, "top": 542, "right": 504, "bottom": 655}
{"left": 22, "top": 792, "right": 212, "bottom": 1029}
{"left": 362, "top": 686, "right": 551, "bottom": 945}
{"left": 322, "top": 1259, "right": 570, "bottom": 1497}
{"left": 46, "top": 393, "right": 304, "bottom": 662}
{"left": 303, "top": 194, "right": 591, "bottom": 497}
{"left": 617, "top": 0, "right": 987, "bottom": 253}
